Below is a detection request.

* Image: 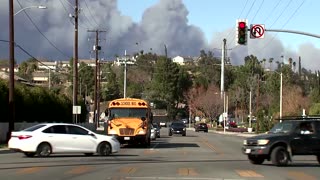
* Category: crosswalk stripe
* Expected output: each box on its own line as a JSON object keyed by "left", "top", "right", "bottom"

{"left": 288, "top": 171, "right": 317, "bottom": 180}
{"left": 119, "top": 167, "right": 137, "bottom": 174}
{"left": 65, "top": 166, "right": 92, "bottom": 175}
{"left": 235, "top": 170, "right": 264, "bottom": 177}
{"left": 178, "top": 168, "right": 198, "bottom": 176}
{"left": 16, "top": 167, "right": 44, "bottom": 174}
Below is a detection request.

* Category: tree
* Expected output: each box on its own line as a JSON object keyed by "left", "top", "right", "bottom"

{"left": 17, "top": 58, "right": 38, "bottom": 81}
{"left": 195, "top": 50, "right": 221, "bottom": 88}
{"left": 282, "top": 84, "right": 310, "bottom": 116}
{"left": 187, "top": 84, "right": 223, "bottom": 125}
{"left": 100, "top": 63, "right": 120, "bottom": 101}
{"left": 150, "top": 56, "right": 180, "bottom": 119}
{"left": 78, "top": 62, "right": 94, "bottom": 98}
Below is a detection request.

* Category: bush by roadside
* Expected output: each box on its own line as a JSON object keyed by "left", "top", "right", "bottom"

{"left": 0, "top": 144, "right": 7, "bottom": 149}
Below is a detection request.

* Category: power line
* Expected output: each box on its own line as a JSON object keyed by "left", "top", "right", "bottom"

{"left": 255, "top": 0, "right": 306, "bottom": 57}
{"left": 250, "top": 0, "right": 265, "bottom": 23}
{"left": 269, "top": 0, "right": 293, "bottom": 28}
{"left": 226, "top": 0, "right": 249, "bottom": 47}
{"left": 16, "top": 0, "right": 71, "bottom": 59}
{"left": 59, "top": 0, "right": 90, "bottom": 30}
{"left": 83, "top": 0, "right": 100, "bottom": 27}
{"left": 245, "top": 0, "right": 257, "bottom": 19}
{"left": 227, "top": 0, "right": 256, "bottom": 48}
{"left": 262, "top": 0, "right": 283, "bottom": 24}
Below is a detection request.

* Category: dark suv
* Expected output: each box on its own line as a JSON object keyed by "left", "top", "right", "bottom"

{"left": 195, "top": 123, "right": 208, "bottom": 132}
{"left": 242, "top": 116, "right": 320, "bottom": 166}
{"left": 169, "top": 122, "right": 186, "bottom": 136}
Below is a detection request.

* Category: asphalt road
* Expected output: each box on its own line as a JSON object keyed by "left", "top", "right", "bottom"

{"left": 0, "top": 128, "right": 319, "bottom": 180}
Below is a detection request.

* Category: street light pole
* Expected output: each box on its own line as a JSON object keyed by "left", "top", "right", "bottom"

{"left": 8, "top": 2, "right": 47, "bottom": 141}
{"left": 124, "top": 50, "right": 127, "bottom": 98}
{"left": 14, "top": 5, "right": 47, "bottom": 16}
{"left": 280, "top": 72, "right": 283, "bottom": 122}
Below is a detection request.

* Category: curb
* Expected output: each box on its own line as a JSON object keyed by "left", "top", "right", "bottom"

{"left": 209, "top": 130, "right": 258, "bottom": 137}
{"left": 0, "top": 148, "right": 14, "bottom": 154}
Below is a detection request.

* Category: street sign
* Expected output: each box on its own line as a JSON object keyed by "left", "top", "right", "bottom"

{"left": 250, "top": 24, "right": 265, "bottom": 39}
{"left": 73, "top": 106, "right": 81, "bottom": 115}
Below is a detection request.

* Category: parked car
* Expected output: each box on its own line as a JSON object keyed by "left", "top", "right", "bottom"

{"left": 150, "top": 124, "right": 157, "bottom": 140}
{"left": 181, "top": 119, "right": 188, "bottom": 124}
{"left": 153, "top": 123, "right": 161, "bottom": 138}
{"left": 195, "top": 123, "right": 208, "bottom": 132}
{"left": 242, "top": 116, "right": 320, "bottom": 166}
{"left": 169, "top": 121, "right": 186, "bottom": 136}
{"left": 8, "top": 123, "right": 120, "bottom": 157}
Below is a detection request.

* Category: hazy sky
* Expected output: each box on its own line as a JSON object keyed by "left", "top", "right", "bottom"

{"left": 0, "top": 0, "right": 319, "bottom": 71}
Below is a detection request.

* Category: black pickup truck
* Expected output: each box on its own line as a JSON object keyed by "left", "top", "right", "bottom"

{"left": 242, "top": 117, "right": 320, "bottom": 166}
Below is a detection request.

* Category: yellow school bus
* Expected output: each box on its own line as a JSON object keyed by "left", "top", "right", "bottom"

{"left": 104, "top": 98, "right": 153, "bottom": 146}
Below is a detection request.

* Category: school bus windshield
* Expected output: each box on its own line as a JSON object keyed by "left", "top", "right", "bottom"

{"left": 110, "top": 108, "right": 147, "bottom": 118}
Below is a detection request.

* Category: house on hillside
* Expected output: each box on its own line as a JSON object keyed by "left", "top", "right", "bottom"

{"left": 172, "top": 56, "right": 195, "bottom": 65}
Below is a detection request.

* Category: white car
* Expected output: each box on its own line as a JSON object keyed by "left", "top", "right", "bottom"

{"left": 150, "top": 125, "right": 157, "bottom": 140}
{"left": 8, "top": 123, "right": 120, "bottom": 157}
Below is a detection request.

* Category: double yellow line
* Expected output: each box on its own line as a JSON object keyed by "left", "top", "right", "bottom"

{"left": 200, "top": 137, "right": 223, "bottom": 155}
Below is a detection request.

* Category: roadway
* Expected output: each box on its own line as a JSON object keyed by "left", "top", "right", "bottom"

{"left": 0, "top": 127, "right": 319, "bottom": 180}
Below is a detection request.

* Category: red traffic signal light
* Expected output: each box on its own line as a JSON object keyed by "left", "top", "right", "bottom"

{"left": 239, "top": 22, "right": 246, "bottom": 29}
{"left": 237, "top": 21, "right": 247, "bottom": 45}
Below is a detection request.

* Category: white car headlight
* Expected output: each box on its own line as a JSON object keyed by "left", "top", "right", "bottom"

{"left": 257, "top": 139, "right": 269, "bottom": 145}
{"left": 243, "top": 140, "right": 247, "bottom": 145}
{"left": 183, "top": 128, "right": 186, "bottom": 131}
{"left": 109, "top": 130, "right": 117, "bottom": 134}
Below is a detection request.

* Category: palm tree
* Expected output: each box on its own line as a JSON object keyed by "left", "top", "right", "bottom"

{"left": 268, "top": 58, "right": 274, "bottom": 70}
{"left": 293, "top": 61, "right": 296, "bottom": 72}
{"left": 262, "top": 58, "right": 266, "bottom": 69}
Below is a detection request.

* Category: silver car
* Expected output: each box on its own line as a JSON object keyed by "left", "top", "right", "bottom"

{"left": 150, "top": 124, "right": 157, "bottom": 140}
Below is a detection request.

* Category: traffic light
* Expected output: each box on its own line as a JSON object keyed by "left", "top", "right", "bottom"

{"left": 237, "top": 20, "right": 247, "bottom": 45}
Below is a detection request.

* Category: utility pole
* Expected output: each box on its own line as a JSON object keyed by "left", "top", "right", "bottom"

{"left": 249, "top": 90, "right": 252, "bottom": 128}
{"left": 48, "top": 68, "right": 51, "bottom": 90}
{"left": 88, "top": 29, "right": 105, "bottom": 126}
{"left": 221, "top": 39, "right": 226, "bottom": 97}
{"left": 72, "top": 0, "right": 79, "bottom": 123}
{"left": 256, "top": 74, "right": 260, "bottom": 133}
{"left": 124, "top": 50, "right": 127, "bottom": 98}
{"left": 164, "top": 44, "right": 168, "bottom": 58}
{"left": 8, "top": 0, "right": 15, "bottom": 142}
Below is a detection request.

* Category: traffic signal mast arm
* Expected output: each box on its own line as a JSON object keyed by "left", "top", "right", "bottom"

{"left": 249, "top": 28, "right": 320, "bottom": 39}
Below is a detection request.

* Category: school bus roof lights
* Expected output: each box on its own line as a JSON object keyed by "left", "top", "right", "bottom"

{"left": 138, "top": 102, "right": 146, "bottom": 106}
{"left": 112, "top": 102, "right": 120, "bottom": 106}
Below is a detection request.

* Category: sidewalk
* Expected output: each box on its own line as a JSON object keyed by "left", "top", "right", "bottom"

{"left": 209, "top": 129, "right": 258, "bottom": 137}
{"left": 0, "top": 145, "right": 11, "bottom": 154}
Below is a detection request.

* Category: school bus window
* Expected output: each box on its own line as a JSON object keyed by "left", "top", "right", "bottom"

{"left": 110, "top": 108, "right": 147, "bottom": 118}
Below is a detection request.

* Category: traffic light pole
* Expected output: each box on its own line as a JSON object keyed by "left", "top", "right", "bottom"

{"left": 248, "top": 28, "right": 320, "bottom": 39}
{"left": 264, "top": 29, "right": 320, "bottom": 39}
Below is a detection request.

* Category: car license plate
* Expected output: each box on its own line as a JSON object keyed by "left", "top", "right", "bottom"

{"left": 124, "top": 137, "right": 130, "bottom": 140}
{"left": 245, "top": 149, "right": 251, "bottom": 153}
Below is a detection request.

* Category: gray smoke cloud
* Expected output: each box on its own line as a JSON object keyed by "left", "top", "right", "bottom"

{"left": 0, "top": 0, "right": 319, "bottom": 72}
